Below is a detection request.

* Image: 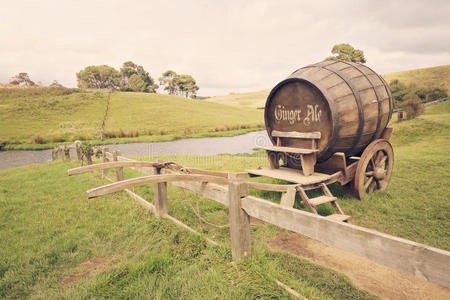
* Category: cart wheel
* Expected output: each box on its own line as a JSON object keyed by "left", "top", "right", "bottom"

{"left": 354, "top": 139, "right": 394, "bottom": 200}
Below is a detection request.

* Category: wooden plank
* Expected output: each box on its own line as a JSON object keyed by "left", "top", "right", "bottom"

{"left": 280, "top": 186, "right": 296, "bottom": 207}
{"left": 241, "top": 196, "right": 450, "bottom": 288}
{"left": 228, "top": 176, "right": 251, "bottom": 260}
{"left": 261, "top": 146, "right": 319, "bottom": 154}
{"left": 326, "top": 214, "right": 350, "bottom": 222}
{"left": 246, "top": 167, "right": 331, "bottom": 185}
{"left": 308, "top": 195, "right": 336, "bottom": 206}
{"left": 247, "top": 181, "right": 298, "bottom": 193}
{"left": 163, "top": 169, "right": 229, "bottom": 207}
{"left": 86, "top": 174, "right": 229, "bottom": 199}
{"left": 300, "top": 153, "right": 315, "bottom": 176}
{"left": 172, "top": 180, "right": 229, "bottom": 207}
{"left": 272, "top": 130, "right": 321, "bottom": 139}
{"left": 186, "top": 167, "right": 249, "bottom": 179}
{"left": 68, "top": 161, "right": 163, "bottom": 176}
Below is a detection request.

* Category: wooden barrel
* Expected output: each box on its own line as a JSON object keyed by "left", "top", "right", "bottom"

{"left": 264, "top": 60, "right": 393, "bottom": 162}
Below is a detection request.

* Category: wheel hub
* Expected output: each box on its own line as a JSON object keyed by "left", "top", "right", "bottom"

{"left": 374, "top": 167, "right": 385, "bottom": 179}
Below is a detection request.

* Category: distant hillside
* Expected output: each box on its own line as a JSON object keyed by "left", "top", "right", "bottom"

{"left": 207, "top": 65, "right": 450, "bottom": 108}
{"left": 207, "top": 89, "right": 270, "bottom": 109}
{"left": 0, "top": 88, "right": 263, "bottom": 149}
{"left": 383, "top": 65, "right": 450, "bottom": 90}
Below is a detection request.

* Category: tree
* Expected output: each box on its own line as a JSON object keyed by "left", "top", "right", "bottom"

{"left": 128, "top": 74, "right": 147, "bottom": 92}
{"left": 9, "top": 72, "right": 35, "bottom": 86}
{"left": 159, "top": 71, "right": 199, "bottom": 98}
{"left": 158, "top": 70, "right": 178, "bottom": 95}
{"left": 173, "top": 74, "right": 199, "bottom": 98}
{"left": 326, "top": 43, "right": 366, "bottom": 63}
{"left": 119, "top": 61, "right": 158, "bottom": 93}
{"left": 49, "top": 80, "right": 64, "bottom": 88}
{"left": 76, "top": 65, "right": 121, "bottom": 89}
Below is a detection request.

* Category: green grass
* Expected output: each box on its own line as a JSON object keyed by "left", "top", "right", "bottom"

{"left": 0, "top": 99, "right": 448, "bottom": 299}
{"left": 0, "top": 87, "right": 263, "bottom": 150}
{"left": 206, "top": 65, "right": 450, "bottom": 109}
{"left": 0, "top": 163, "right": 376, "bottom": 299}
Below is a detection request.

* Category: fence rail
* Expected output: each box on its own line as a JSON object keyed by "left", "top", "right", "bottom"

{"left": 67, "top": 151, "right": 450, "bottom": 289}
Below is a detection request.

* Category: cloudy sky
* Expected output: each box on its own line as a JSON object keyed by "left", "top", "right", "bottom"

{"left": 1, "top": 0, "right": 449, "bottom": 96}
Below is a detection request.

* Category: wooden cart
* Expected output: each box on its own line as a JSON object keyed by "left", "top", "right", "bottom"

{"left": 247, "top": 60, "right": 395, "bottom": 221}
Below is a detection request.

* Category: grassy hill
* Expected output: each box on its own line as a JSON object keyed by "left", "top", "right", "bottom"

{"left": 0, "top": 87, "right": 264, "bottom": 150}
{"left": 206, "top": 89, "right": 270, "bottom": 109}
{"left": 383, "top": 64, "right": 450, "bottom": 90}
{"left": 207, "top": 65, "right": 450, "bottom": 108}
{"left": 0, "top": 102, "right": 448, "bottom": 298}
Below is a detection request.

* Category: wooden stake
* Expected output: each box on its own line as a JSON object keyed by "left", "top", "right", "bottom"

{"left": 228, "top": 173, "right": 251, "bottom": 260}
{"left": 102, "top": 147, "right": 109, "bottom": 178}
{"left": 153, "top": 161, "right": 168, "bottom": 217}
{"left": 113, "top": 150, "right": 124, "bottom": 181}
{"left": 74, "top": 141, "right": 82, "bottom": 161}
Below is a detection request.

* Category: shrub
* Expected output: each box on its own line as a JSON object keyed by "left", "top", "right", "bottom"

{"left": 400, "top": 96, "right": 424, "bottom": 119}
{"left": 30, "top": 134, "right": 46, "bottom": 144}
{"left": 104, "top": 129, "right": 139, "bottom": 138}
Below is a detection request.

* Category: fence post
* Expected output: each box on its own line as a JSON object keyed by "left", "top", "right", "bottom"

{"left": 75, "top": 141, "right": 82, "bottom": 161}
{"left": 64, "top": 144, "right": 70, "bottom": 160}
{"left": 102, "top": 147, "right": 109, "bottom": 178}
{"left": 58, "top": 146, "right": 64, "bottom": 161}
{"left": 112, "top": 150, "right": 124, "bottom": 181}
{"left": 228, "top": 173, "right": 251, "bottom": 261}
{"left": 153, "top": 163, "right": 168, "bottom": 217}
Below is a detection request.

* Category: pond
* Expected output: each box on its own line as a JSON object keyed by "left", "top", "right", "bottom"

{"left": 0, "top": 131, "right": 271, "bottom": 170}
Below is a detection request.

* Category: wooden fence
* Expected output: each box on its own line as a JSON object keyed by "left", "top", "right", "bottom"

{"left": 68, "top": 150, "right": 450, "bottom": 289}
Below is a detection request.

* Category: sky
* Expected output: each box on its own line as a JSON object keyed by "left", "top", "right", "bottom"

{"left": 1, "top": 0, "right": 449, "bottom": 96}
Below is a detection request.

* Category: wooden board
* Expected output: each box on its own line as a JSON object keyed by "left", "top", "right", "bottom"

{"left": 272, "top": 130, "right": 321, "bottom": 139}
{"left": 246, "top": 167, "right": 331, "bottom": 185}
{"left": 241, "top": 195, "right": 450, "bottom": 288}
{"left": 260, "top": 146, "right": 318, "bottom": 154}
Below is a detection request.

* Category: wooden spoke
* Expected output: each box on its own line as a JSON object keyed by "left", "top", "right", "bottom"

{"left": 354, "top": 139, "right": 394, "bottom": 200}
{"left": 368, "top": 180, "right": 377, "bottom": 193}
{"left": 377, "top": 155, "right": 387, "bottom": 167}
{"left": 370, "top": 157, "right": 376, "bottom": 169}
{"left": 364, "top": 176, "right": 374, "bottom": 191}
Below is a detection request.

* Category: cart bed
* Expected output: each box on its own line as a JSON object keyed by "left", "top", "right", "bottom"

{"left": 246, "top": 167, "right": 332, "bottom": 185}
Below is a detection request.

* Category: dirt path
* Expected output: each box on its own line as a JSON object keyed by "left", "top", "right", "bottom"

{"left": 60, "top": 253, "right": 124, "bottom": 285}
{"left": 269, "top": 233, "right": 450, "bottom": 300}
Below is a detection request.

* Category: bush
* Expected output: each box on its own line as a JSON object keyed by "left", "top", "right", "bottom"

{"left": 29, "top": 134, "right": 46, "bottom": 144}
{"left": 400, "top": 96, "right": 424, "bottom": 119}
{"left": 104, "top": 129, "right": 139, "bottom": 138}
{"left": 416, "top": 87, "right": 448, "bottom": 102}
{"left": 389, "top": 79, "right": 448, "bottom": 107}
